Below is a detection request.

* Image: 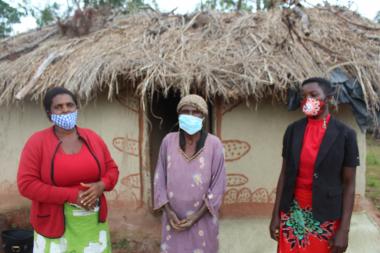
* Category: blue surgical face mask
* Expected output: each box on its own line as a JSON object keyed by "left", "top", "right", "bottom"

{"left": 51, "top": 111, "right": 78, "bottom": 130}
{"left": 179, "top": 114, "right": 204, "bottom": 135}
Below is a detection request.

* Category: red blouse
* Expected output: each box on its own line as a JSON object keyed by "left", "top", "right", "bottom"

{"left": 54, "top": 144, "right": 99, "bottom": 188}
{"left": 295, "top": 114, "right": 331, "bottom": 207}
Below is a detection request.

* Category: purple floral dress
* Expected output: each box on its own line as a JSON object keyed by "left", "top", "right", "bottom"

{"left": 154, "top": 132, "right": 226, "bottom": 253}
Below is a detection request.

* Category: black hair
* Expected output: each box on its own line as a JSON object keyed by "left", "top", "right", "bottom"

{"left": 43, "top": 87, "right": 78, "bottom": 116}
{"left": 301, "top": 77, "right": 335, "bottom": 96}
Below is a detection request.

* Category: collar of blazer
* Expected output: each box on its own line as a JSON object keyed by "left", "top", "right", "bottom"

{"left": 291, "top": 116, "right": 340, "bottom": 171}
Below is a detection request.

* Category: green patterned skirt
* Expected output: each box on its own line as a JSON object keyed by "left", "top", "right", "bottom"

{"left": 33, "top": 204, "right": 112, "bottom": 253}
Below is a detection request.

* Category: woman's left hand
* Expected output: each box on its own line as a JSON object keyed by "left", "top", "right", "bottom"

{"left": 178, "top": 213, "right": 199, "bottom": 229}
{"left": 79, "top": 181, "right": 105, "bottom": 207}
{"left": 330, "top": 228, "right": 349, "bottom": 253}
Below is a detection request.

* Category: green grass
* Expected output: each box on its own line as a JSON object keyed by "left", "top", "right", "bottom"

{"left": 367, "top": 153, "right": 380, "bottom": 166}
{"left": 366, "top": 136, "right": 380, "bottom": 211}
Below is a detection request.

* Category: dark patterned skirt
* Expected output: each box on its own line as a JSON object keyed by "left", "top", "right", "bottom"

{"left": 278, "top": 189, "right": 340, "bottom": 253}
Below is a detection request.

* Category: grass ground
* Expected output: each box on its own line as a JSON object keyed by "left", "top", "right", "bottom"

{"left": 366, "top": 136, "right": 380, "bottom": 211}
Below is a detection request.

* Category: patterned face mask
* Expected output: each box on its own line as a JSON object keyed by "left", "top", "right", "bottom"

{"left": 178, "top": 114, "right": 204, "bottom": 135}
{"left": 301, "top": 97, "right": 326, "bottom": 117}
{"left": 51, "top": 111, "right": 78, "bottom": 130}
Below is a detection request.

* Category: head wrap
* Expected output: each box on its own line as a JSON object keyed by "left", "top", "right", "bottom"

{"left": 177, "top": 94, "right": 208, "bottom": 116}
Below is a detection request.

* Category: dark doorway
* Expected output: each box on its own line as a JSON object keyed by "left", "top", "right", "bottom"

{"left": 148, "top": 91, "right": 214, "bottom": 206}
{"left": 148, "top": 91, "right": 181, "bottom": 179}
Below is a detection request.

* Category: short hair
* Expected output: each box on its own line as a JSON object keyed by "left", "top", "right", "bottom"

{"left": 43, "top": 87, "right": 78, "bottom": 115}
{"left": 301, "top": 77, "right": 335, "bottom": 96}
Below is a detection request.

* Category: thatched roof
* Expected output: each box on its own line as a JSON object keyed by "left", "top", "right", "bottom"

{"left": 0, "top": 7, "right": 379, "bottom": 113}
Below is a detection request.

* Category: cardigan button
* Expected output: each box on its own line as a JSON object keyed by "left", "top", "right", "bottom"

{"left": 313, "top": 173, "right": 319, "bottom": 179}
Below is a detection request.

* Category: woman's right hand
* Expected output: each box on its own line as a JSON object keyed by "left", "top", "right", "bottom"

{"left": 269, "top": 215, "right": 280, "bottom": 241}
{"left": 165, "top": 204, "right": 184, "bottom": 231}
{"left": 76, "top": 191, "right": 96, "bottom": 210}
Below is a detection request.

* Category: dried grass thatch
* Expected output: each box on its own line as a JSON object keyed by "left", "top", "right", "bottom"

{"left": 0, "top": 7, "right": 379, "bottom": 114}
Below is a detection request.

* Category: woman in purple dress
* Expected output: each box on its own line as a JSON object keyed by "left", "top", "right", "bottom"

{"left": 154, "top": 94, "right": 226, "bottom": 253}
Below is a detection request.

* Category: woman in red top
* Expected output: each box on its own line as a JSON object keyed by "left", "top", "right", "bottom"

{"left": 17, "top": 87, "right": 119, "bottom": 252}
{"left": 269, "top": 77, "right": 359, "bottom": 253}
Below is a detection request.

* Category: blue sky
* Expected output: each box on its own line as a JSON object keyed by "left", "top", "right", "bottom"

{"left": 6, "top": 0, "right": 380, "bottom": 34}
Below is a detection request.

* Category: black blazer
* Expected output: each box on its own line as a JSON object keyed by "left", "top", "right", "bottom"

{"left": 279, "top": 116, "right": 359, "bottom": 222}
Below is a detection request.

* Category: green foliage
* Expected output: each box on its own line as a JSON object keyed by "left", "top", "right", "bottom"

{"left": 0, "top": 0, "right": 25, "bottom": 38}
{"left": 17, "top": 0, "right": 150, "bottom": 31}
{"left": 126, "top": 0, "right": 146, "bottom": 12}
{"left": 18, "top": 0, "right": 63, "bottom": 28}
{"left": 367, "top": 152, "right": 380, "bottom": 166}
{"left": 256, "top": 0, "right": 277, "bottom": 11}
{"left": 198, "top": 0, "right": 253, "bottom": 11}
{"left": 82, "top": 0, "right": 147, "bottom": 12}
{"left": 150, "top": 0, "right": 159, "bottom": 10}
{"left": 366, "top": 136, "right": 380, "bottom": 166}
{"left": 256, "top": 0, "right": 261, "bottom": 11}
{"left": 83, "top": 0, "right": 127, "bottom": 8}
{"left": 196, "top": 0, "right": 280, "bottom": 12}
{"left": 262, "top": 0, "right": 274, "bottom": 10}
{"left": 366, "top": 135, "right": 380, "bottom": 211}
{"left": 35, "top": 2, "right": 60, "bottom": 27}
{"left": 375, "top": 11, "right": 380, "bottom": 24}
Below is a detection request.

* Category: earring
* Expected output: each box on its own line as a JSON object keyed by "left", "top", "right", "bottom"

{"left": 329, "top": 97, "right": 338, "bottom": 111}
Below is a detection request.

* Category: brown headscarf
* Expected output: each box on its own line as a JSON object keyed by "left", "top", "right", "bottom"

{"left": 176, "top": 94, "right": 208, "bottom": 116}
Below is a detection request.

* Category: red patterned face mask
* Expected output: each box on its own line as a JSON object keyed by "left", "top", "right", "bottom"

{"left": 301, "top": 97, "right": 326, "bottom": 117}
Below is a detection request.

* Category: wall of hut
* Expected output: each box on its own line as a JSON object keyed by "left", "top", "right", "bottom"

{"left": 0, "top": 95, "right": 366, "bottom": 249}
{"left": 217, "top": 101, "right": 366, "bottom": 216}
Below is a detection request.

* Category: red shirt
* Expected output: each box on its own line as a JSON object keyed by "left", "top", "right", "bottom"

{"left": 295, "top": 114, "right": 330, "bottom": 207}
{"left": 54, "top": 145, "right": 99, "bottom": 188}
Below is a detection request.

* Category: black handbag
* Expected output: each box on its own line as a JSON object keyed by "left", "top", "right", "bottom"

{"left": 1, "top": 229, "right": 33, "bottom": 253}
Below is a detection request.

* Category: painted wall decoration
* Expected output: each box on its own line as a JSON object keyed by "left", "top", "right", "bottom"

{"left": 121, "top": 173, "right": 141, "bottom": 189}
{"left": 107, "top": 173, "right": 142, "bottom": 209}
{"left": 226, "top": 173, "right": 249, "bottom": 187}
{"left": 218, "top": 100, "right": 275, "bottom": 209}
{"left": 112, "top": 92, "right": 145, "bottom": 209}
{"left": 269, "top": 188, "right": 277, "bottom": 203}
{"left": 224, "top": 174, "right": 276, "bottom": 205}
{"left": 111, "top": 135, "right": 141, "bottom": 207}
{"left": 222, "top": 140, "right": 251, "bottom": 162}
{"left": 112, "top": 137, "right": 139, "bottom": 156}
{"left": 223, "top": 187, "right": 276, "bottom": 204}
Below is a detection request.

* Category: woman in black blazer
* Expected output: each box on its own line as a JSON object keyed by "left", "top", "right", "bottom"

{"left": 269, "top": 77, "right": 359, "bottom": 253}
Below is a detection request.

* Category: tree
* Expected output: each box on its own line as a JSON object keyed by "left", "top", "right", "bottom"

{"left": 196, "top": 0, "right": 281, "bottom": 12}
{"left": 82, "top": 0, "right": 148, "bottom": 11}
{"left": 375, "top": 11, "right": 380, "bottom": 24}
{"left": 256, "top": 0, "right": 278, "bottom": 11}
{"left": 31, "top": 2, "right": 61, "bottom": 27}
{"left": 83, "top": 0, "right": 127, "bottom": 8}
{"left": 0, "top": 0, "right": 24, "bottom": 38}
{"left": 199, "top": 0, "right": 253, "bottom": 11}
{"left": 20, "top": 0, "right": 150, "bottom": 30}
